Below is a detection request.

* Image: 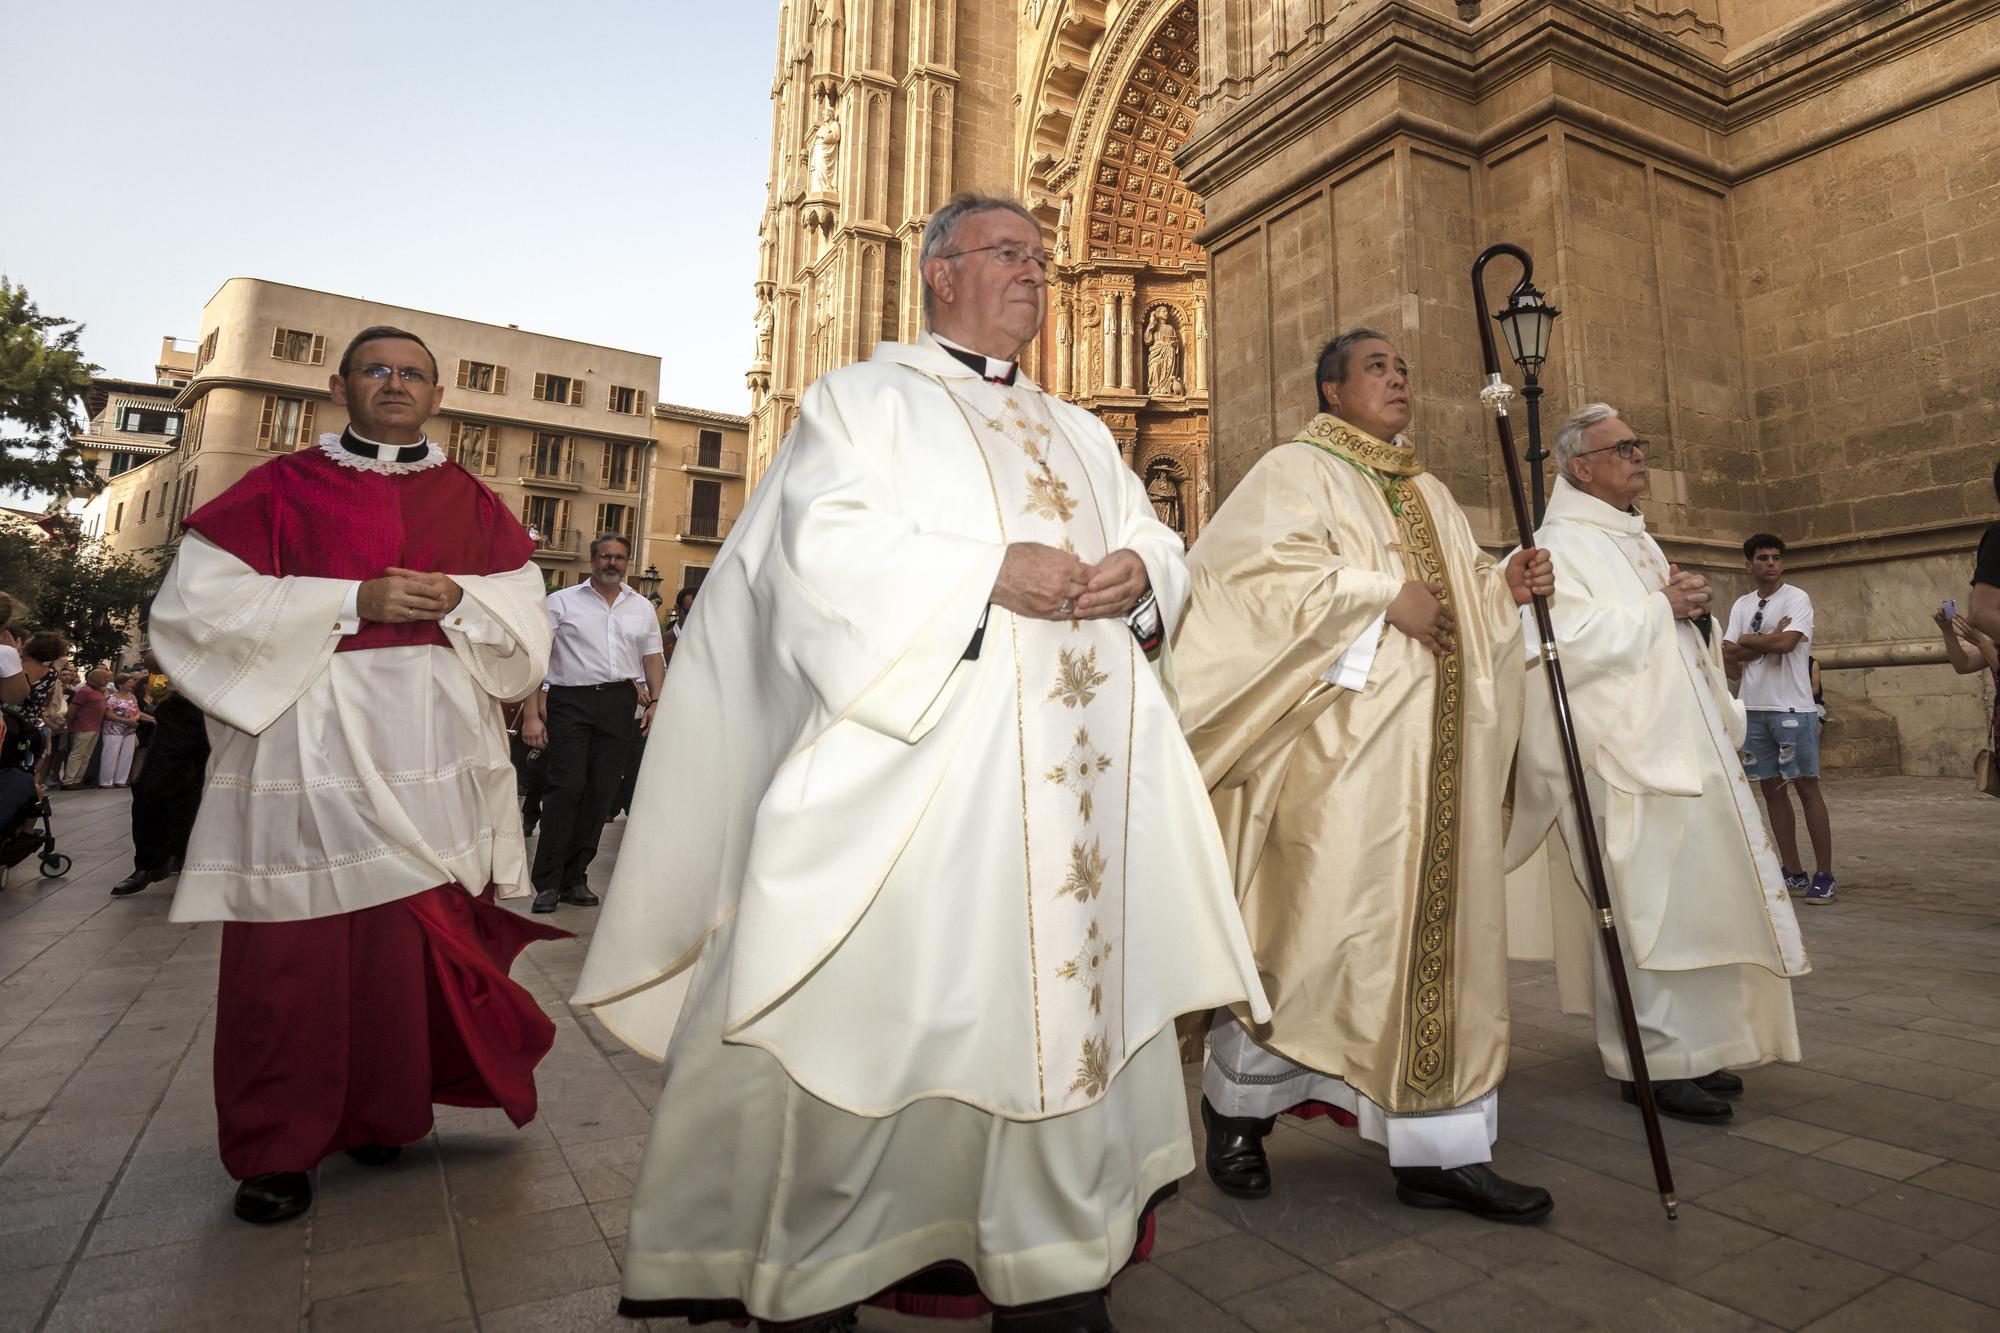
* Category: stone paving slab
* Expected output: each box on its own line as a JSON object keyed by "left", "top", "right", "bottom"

{"left": 1, "top": 777, "right": 1995, "bottom": 1331}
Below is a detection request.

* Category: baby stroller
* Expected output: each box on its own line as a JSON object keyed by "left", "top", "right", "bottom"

{"left": 0, "top": 704, "right": 69, "bottom": 883}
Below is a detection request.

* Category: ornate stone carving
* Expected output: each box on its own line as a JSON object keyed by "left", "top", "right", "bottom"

{"left": 1087, "top": 1, "right": 1203, "bottom": 263}
{"left": 809, "top": 94, "right": 842, "bottom": 196}
{"left": 1145, "top": 306, "right": 1184, "bottom": 397}
{"left": 1144, "top": 457, "right": 1187, "bottom": 536}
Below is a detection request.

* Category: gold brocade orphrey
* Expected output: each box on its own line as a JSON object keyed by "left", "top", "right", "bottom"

{"left": 1387, "top": 478, "right": 1465, "bottom": 1100}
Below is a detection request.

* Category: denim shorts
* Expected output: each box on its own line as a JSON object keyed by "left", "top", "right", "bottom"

{"left": 1742, "top": 709, "right": 1820, "bottom": 781}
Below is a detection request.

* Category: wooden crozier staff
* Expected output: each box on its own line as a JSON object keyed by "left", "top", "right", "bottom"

{"left": 1471, "top": 242, "right": 1679, "bottom": 1221}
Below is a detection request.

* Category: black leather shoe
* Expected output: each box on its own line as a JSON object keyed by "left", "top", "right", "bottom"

{"left": 992, "top": 1291, "right": 1115, "bottom": 1332}
{"left": 1694, "top": 1069, "right": 1744, "bottom": 1096}
{"left": 1623, "top": 1078, "right": 1733, "bottom": 1122}
{"left": 345, "top": 1144, "right": 401, "bottom": 1166}
{"left": 559, "top": 885, "right": 601, "bottom": 907}
{"left": 1393, "top": 1163, "right": 1553, "bottom": 1224}
{"left": 1200, "top": 1096, "right": 1274, "bottom": 1199}
{"left": 110, "top": 867, "right": 164, "bottom": 897}
{"left": 234, "top": 1171, "right": 312, "bottom": 1224}
{"left": 531, "top": 888, "right": 561, "bottom": 914}
{"left": 756, "top": 1311, "right": 858, "bottom": 1333}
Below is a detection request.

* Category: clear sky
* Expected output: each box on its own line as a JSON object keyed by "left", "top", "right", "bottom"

{"left": 1, "top": 0, "right": 779, "bottom": 414}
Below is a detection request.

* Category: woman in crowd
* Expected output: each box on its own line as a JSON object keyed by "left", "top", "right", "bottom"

{"left": 97, "top": 673, "right": 152, "bottom": 788}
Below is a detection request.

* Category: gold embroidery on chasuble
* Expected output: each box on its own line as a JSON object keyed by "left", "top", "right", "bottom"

{"left": 937, "top": 377, "right": 1136, "bottom": 1113}
{"left": 1297, "top": 417, "right": 1466, "bottom": 1102}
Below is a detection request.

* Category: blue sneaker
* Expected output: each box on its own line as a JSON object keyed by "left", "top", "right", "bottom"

{"left": 1783, "top": 870, "right": 1810, "bottom": 896}
{"left": 1805, "top": 872, "right": 1836, "bottom": 904}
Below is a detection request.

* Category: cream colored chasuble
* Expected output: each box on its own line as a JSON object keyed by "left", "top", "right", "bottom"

{"left": 939, "top": 376, "right": 1136, "bottom": 1111}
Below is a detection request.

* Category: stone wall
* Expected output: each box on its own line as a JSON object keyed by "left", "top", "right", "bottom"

{"left": 1182, "top": 0, "right": 2000, "bottom": 773}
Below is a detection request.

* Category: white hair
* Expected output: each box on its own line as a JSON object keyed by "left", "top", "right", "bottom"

{"left": 1554, "top": 403, "right": 1621, "bottom": 478}
{"left": 918, "top": 191, "right": 1040, "bottom": 324}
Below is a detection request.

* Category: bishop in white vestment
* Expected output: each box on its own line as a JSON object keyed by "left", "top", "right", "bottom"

{"left": 1506, "top": 405, "right": 1806, "bottom": 1125}
{"left": 575, "top": 195, "right": 1266, "bottom": 1332}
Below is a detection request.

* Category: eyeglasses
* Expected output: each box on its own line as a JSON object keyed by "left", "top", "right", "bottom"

{"left": 1750, "top": 596, "right": 1770, "bottom": 633}
{"left": 1572, "top": 437, "right": 1648, "bottom": 461}
{"left": 940, "top": 244, "right": 1052, "bottom": 272}
{"left": 355, "top": 364, "right": 434, "bottom": 386}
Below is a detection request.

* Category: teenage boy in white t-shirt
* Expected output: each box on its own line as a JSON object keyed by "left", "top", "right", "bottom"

{"left": 1724, "top": 533, "right": 1836, "bottom": 903}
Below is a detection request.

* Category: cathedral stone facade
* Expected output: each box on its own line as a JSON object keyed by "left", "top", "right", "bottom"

{"left": 749, "top": 0, "right": 2000, "bottom": 773}
{"left": 749, "top": 0, "right": 1217, "bottom": 541}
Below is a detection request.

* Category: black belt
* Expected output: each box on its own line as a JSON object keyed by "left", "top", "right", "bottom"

{"left": 549, "top": 680, "right": 636, "bottom": 692}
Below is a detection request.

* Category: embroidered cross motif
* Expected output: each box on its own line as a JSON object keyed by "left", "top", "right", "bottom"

{"left": 1046, "top": 727, "right": 1113, "bottom": 822}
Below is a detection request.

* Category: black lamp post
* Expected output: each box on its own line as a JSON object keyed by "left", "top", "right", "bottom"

{"left": 1493, "top": 280, "right": 1560, "bottom": 525}
{"left": 633, "top": 563, "right": 664, "bottom": 605}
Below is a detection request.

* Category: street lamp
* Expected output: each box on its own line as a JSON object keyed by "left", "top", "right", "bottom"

{"left": 633, "top": 563, "right": 663, "bottom": 604}
{"left": 1493, "top": 279, "right": 1560, "bottom": 525}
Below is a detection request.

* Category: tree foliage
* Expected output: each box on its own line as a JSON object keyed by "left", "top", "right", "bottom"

{"left": 0, "top": 515, "right": 168, "bottom": 666}
{"left": 0, "top": 277, "right": 101, "bottom": 502}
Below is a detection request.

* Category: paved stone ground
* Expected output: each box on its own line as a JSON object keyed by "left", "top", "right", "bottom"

{"left": 2, "top": 776, "right": 1997, "bottom": 1332}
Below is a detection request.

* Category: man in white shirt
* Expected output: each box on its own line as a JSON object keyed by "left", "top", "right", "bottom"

{"left": 1723, "top": 534, "right": 1835, "bottom": 903}
{"left": 522, "top": 533, "right": 664, "bottom": 913}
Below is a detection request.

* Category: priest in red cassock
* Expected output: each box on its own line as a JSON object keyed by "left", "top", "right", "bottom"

{"left": 149, "top": 325, "right": 561, "bottom": 1224}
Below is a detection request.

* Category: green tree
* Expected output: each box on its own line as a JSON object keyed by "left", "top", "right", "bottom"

{"left": 0, "top": 277, "right": 101, "bottom": 502}
{"left": 0, "top": 516, "right": 167, "bottom": 666}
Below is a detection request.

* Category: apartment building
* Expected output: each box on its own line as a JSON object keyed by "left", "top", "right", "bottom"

{"left": 81, "top": 279, "right": 662, "bottom": 591}
{"left": 645, "top": 403, "right": 749, "bottom": 597}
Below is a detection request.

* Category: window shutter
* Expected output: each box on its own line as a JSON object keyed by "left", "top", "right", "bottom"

{"left": 559, "top": 499, "right": 571, "bottom": 535}
{"left": 486, "top": 426, "right": 501, "bottom": 475}
{"left": 258, "top": 395, "right": 275, "bottom": 448}
{"left": 299, "top": 400, "right": 317, "bottom": 446}
{"left": 495, "top": 366, "right": 508, "bottom": 395}
{"left": 310, "top": 334, "right": 325, "bottom": 365}
{"left": 637, "top": 390, "right": 647, "bottom": 417}
{"left": 600, "top": 442, "right": 613, "bottom": 487}
{"left": 534, "top": 372, "right": 548, "bottom": 402}
{"left": 606, "top": 385, "right": 617, "bottom": 411}
{"left": 270, "top": 328, "right": 285, "bottom": 358}
{"left": 448, "top": 421, "right": 463, "bottom": 462}
{"left": 457, "top": 360, "right": 471, "bottom": 390}
{"left": 571, "top": 378, "right": 585, "bottom": 407}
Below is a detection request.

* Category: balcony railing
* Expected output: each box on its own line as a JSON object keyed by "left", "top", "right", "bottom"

{"left": 528, "top": 526, "right": 582, "bottom": 558}
{"left": 676, "top": 513, "right": 734, "bottom": 544}
{"left": 519, "top": 456, "right": 584, "bottom": 490}
{"left": 682, "top": 445, "right": 744, "bottom": 477}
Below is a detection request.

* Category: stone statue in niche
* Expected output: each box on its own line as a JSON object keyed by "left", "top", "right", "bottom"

{"left": 754, "top": 298, "right": 774, "bottom": 365}
{"left": 1145, "top": 460, "right": 1186, "bottom": 536}
{"left": 1145, "top": 307, "right": 1184, "bottom": 397}
{"left": 1054, "top": 193, "right": 1072, "bottom": 265}
{"left": 808, "top": 96, "right": 841, "bottom": 195}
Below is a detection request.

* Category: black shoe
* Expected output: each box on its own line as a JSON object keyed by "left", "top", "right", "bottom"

{"left": 345, "top": 1144, "right": 401, "bottom": 1166}
{"left": 756, "top": 1312, "right": 858, "bottom": 1333}
{"left": 993, "top": 1292, "right": 1114, "bottom": 1332}
{"left": 110, "top": 867, "right": 164, "bottom": 897}
{"left": 1392, "top": 1163, "right": 1554, "bottom": 1224}
{"left": 1622, "top": 1078, "right": 1733, "bottom": 1122}
{"left": 234, "top": 1171, "right": 312, "bottom": 1224}
{"left": 531, "top": 888, "right": 561, "bottom": 914}
{"left": 559, "top": 885, "right": 601, "bottom": 907}
{"left": 1200, "top": 1096, "right": 1274, "bottom": 1199}
{"left": 1694, "top": 1070, "right": 1744, "bottom": 1096}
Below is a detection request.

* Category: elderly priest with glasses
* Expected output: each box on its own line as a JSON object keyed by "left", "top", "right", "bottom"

{"left": 148, "top": 325, "right": 562, "bottom": 1226}
{"left": 574, "top": 192, "right": 1268, "bottom": 1333}
{"left": 1506, "top": 403, "right": 1807, "bottom": 1126}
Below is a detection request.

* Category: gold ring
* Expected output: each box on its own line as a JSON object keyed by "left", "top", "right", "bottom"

{"left": 1060, "top": 598, "right": 1074, "bottom": 616}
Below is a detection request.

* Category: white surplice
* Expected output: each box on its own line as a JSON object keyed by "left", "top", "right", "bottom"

{"left": 151, "top": 499, "right": 551, "bottom": 925}
{"left": 1506, "top": 478, "right": 1807, "bottom": 1080}
{"left": 575, "top": 334, "right": 1267, "bottom": 1317}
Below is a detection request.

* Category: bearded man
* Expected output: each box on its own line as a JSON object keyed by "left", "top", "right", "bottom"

{"left": 1174, "top": 329, "right": 1555, "bottom": 1224}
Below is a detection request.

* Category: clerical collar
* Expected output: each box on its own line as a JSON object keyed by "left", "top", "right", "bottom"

{"left": 341, "top": 427, "right": 431, "bottom": 464}
{"left": 932, "top": 333, "right": 1018, "bottom": 386}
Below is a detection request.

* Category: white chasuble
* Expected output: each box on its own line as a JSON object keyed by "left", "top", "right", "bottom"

{"left": 1506, "top": 477, "right": 1805, "bottom": 1078}
{"left": 574, "top": 334, "right": 1266, "bottom": 1122}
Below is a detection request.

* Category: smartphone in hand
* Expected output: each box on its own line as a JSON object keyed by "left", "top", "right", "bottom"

{"left": 1943, "top": 598, "right": 1959, "bottom": 621}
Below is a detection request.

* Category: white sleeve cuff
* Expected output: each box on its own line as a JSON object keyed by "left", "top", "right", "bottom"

{"left": 1321, "top": 613, "right": 1387, "bottom": 692}
{"left": 335, "top": 582, "right": 362, "bottom": 637}
{"left": 1125, "top": 593, "right": 1163, "bottom": 641}
{"left": 441, "top": 591, "right": 510, "bottom": 647}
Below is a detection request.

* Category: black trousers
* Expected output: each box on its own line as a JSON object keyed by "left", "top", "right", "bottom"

{"left": 510, "top": 730, "right": 547, "bottom": 833}
{"left": 531, "top": 683, "right": 636, "bottom": 895}
{"left": 131, "top": 695, "right": 209, "bottom": 872}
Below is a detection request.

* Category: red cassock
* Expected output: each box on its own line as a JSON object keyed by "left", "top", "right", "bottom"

{"left": 181, "top": 443, "right": 567, "bottom": 1179}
